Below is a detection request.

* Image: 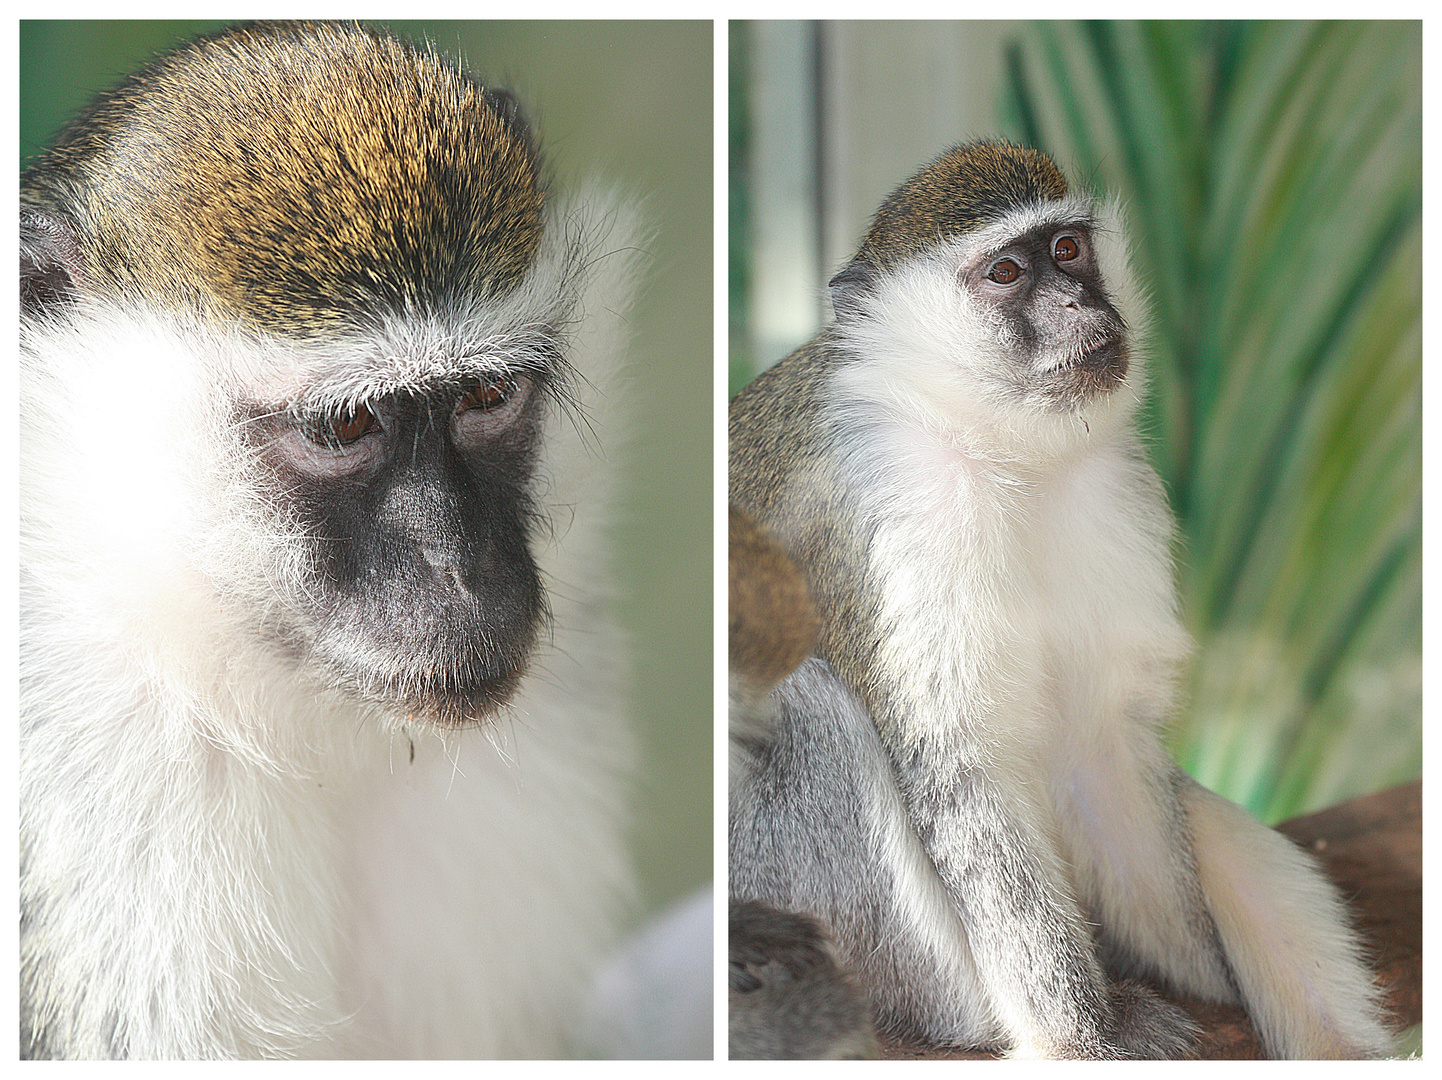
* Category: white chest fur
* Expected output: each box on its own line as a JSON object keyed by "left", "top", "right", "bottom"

{"left": 854, "top": 414, "right": 1190, "bottom": 775}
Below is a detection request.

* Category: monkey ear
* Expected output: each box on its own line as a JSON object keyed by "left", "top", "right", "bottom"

{"left": 20, "top": 205, "right": 86, "bottom": 316}
{"left": 828, "top": 257, "right": 878, "bottom": 322}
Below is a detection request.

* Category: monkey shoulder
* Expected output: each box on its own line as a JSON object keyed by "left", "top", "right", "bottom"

{"left": 730, "top": 337, "right": 842, "bottom": 532}
{"left": 731, "top": 335, "right": 838, "bottom": 444}
{"left": 730, "top": 337, "right": 885, "bottom": 695}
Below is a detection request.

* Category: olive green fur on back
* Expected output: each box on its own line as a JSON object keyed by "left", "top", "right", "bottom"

{"left": 857, "top": 141, "right": 1068, "bottom": 271}
{"left": 729, "top": 336, "right": 884, "bottom": 705}
{"left": 729, "top": 338, "right": 831, "bottom": 519}
{"left": 21, "top": 21, "right": 543, "bottom": 333}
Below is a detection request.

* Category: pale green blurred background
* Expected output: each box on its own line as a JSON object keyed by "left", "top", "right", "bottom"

{"left": 732, "top": 21, "right": 1420, "bottom": 825}
{"left": 20, "top": 20, "right": 713, "bottom": 930}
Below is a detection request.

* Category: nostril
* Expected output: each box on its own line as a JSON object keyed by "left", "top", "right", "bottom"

{"left": 421, "top": 547, "right": 469, "bottom": 593}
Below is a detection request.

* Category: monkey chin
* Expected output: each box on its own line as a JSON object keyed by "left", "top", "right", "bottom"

{"left": 1046, "top": 338, "right": 1130, "bottom": 406}
{"left": 310, "top": 630, "right": 539, "bottom": 731}
{"left": 365, "top": 663, "right": 533, "bottom": 730}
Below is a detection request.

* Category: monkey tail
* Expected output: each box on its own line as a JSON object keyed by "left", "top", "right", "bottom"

{"left": 1181, "top": 778, "right": 1393, "bottom": 1058}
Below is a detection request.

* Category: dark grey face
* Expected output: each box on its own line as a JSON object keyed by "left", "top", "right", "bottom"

{"left": 964, "top": 223, "right": 1128, "bottom": 406}
{"left": 252, "top": 370, "right": 549, "bottom": 727}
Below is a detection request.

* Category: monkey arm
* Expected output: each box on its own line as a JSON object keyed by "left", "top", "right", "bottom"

{"left": 903, "top": 763, "right": 1111, "bottom": 1053}
{"left": 890, "top": 742, "right": 1195, "bottom": 1058}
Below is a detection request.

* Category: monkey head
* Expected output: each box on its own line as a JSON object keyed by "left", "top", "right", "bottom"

{"left": 825, "top": 141, "right": 1144, "bottom": 464}
{"left": 19, "top": 22, "right": 639, "bottom": 732}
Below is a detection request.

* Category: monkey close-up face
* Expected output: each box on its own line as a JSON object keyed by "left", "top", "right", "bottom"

{"left": 19, "top": 20, "right": 710, "bottom": 1060}
{"left": 22, "top": 22, "right": 576, "bottom": 735}
{"left": 959, "top": 222, "right": 1130, "bottom": 399}
{"left": 246, "top": 369, "right": 551, "bottom": 726}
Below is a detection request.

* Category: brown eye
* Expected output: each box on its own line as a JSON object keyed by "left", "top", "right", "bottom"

{"left": 988, "top": 258, "right": 1022, "bottom": 285}
{"left": 311, "top": 402, "right": 379, "bottom": 447}
{"left": 460, "top": 375, "right": 518, "bottom": 412}
{"left": 1053, "top": 234, "right": 1080, "bottom": 262}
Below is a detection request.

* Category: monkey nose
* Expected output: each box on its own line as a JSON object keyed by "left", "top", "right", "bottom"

{"left": 421, "top": 547, "right": 471, "bottom": 594}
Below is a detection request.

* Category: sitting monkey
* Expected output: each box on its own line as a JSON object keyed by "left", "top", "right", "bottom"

{"left": 729, "top": 141, "right": 1391, "bottom": 1059}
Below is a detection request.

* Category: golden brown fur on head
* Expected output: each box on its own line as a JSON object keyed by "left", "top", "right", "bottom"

{"left": 857, "top": 140, "right": 1068, "bottom": 272}
{"left": 22, "top": 21, "right": 542, "bottom": 333}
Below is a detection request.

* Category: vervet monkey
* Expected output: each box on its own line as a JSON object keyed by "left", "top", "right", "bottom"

{"left": 728, "top": 140, "right": 1392, "bottom": 1059}
{"left": 20, "top": 22, "right": 645, "bottom": 1058}
{"left": 728, "top": 506, "right": 877, "bottom": 1059}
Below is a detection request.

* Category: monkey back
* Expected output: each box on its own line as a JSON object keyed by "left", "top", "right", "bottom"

{"left": 21, "top": 21, "right": 543, "bottom": 334}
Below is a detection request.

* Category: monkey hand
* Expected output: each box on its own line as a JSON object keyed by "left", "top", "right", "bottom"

{"left": 728, "top": 900, "right": 879, "bottom": 1060}
{"left": 1020, "top": 978, "right": 1197, "bottom": 1060}
{"left": 1103, "top": 980, "right": 1198, "bottom": 1059}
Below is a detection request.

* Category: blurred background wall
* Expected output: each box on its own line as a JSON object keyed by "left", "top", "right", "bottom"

{"left": 20, "top": 19, "right": 714, "bottom": 930}
{"left": 731, "top": 20, "right": 1421, "bottom": 824}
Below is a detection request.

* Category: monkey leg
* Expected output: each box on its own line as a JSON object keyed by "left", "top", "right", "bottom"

{"left": 727, "top": 899, "right": 879, "bottom": 1059}
{"left": 1181, "top": 777, "right": 1393, "bottom": 1058}
{"left": 1052, "top": 755, "right": 1238, "bottom": 1005}
{"left": 732, "top": 659, "right": 1193, "bottom": 1056}
{"left": 902, "top": 754, "right": 1197, "bottom": 1058}
{"left": 730, "top": 658, "right": 1000, "bottom": 1050}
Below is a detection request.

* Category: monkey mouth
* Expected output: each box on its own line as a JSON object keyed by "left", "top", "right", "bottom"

{"left": 1054, "top": 338, "right": 1128, "bottom": 394}
{"left": 395, "top": 666, "right": 531, "bottom": 728}
{"left": 307, "top": 609, "right": 541, "bottom": 730}
{"left": 1040, "top": 337, "right": 1128, "bottom": 407}
{"left": 342, "top": 655, "right": 534, "bottom": 729}
{"left": 1066, "top": 338, "right": 1128, "bottom": 377}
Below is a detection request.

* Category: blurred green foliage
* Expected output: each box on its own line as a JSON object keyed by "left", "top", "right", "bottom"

{"left": 1001, "top": 21, "right": 1421, "bottom": 820}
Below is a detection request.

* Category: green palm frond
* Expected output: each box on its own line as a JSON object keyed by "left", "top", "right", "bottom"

{"left": 1003, "top": 20, "right": 1421, "bottom": 820}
